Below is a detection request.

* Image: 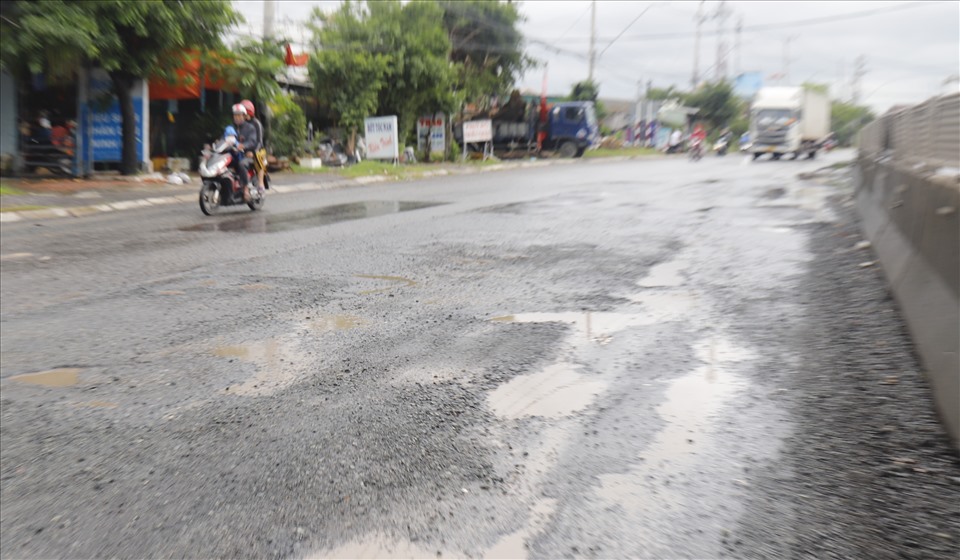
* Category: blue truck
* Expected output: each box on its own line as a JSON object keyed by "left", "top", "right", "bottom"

{"left": 456, "top": 100, "right": 600, "bottom": 158}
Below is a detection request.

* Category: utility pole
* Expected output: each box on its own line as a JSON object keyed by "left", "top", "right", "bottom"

{"left": 714, "top": 0, "right": 731, "bottom": 81}
{"left": 782, "top": 35, "right": 797, "bottom": 85}
{"left": 588, "top": 0, "right": 597, "bottom": 82}
{"left": 851, "top": 55, "right": 868, "bottom": 105}
{"left": 735, "top": 16, "right": 743, "bottom": 78}
{"left": 263, "top": 0, "right": 276, "bottom": 40}
{"left": 691, "top": 1, "right": 706, "bottom": 89}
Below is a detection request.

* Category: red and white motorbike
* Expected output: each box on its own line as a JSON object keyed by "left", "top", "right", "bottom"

{"left": 198, "top": 137, "right": 264, "bottom": 215}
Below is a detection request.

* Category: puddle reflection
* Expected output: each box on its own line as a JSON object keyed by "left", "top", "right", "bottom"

{"left": 180, "top": 201, "right": 446, "bottom": 233}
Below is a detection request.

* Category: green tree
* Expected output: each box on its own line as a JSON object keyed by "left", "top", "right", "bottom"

{"left": 569, "top": 79, "right": 606, "bottom": 121}
{"left": 685, "top": 81, "right": 740, "bottom": 132}
{"left": 438, "top": 0, "right": 532, "bottom": 106}
{"left": 802, "top": 81, "right": 830, "bottom": 95}
{"left": 0, "top": 0, "right": 239, "bottom": 175}
{"left": 309, "top": 1, "right": 456, "bottom": 149}
{"left": 646, "top": 85, "right": 682, "bottom": 101}
{"left": 215, "top": 39, "right": 284, "bottom": 109}
{"left": 831, "top": 101, "right": 875, "bottom": 147}
{"left": 267, "top": 93, "right": 307, "bottom": 157}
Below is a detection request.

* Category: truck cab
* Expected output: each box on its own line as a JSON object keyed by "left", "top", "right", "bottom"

{"left": 547, "top": 101, "right": 600, "bottom": 157}
{"left": 750, "top": 87, "right": 829, "bottom": 160}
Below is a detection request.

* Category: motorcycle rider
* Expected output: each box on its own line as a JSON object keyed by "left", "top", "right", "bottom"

{"left": 230, "top": 104, "right": 255, "bottom": 202}
{"left": 690, "top": 123, "right": 707, "bottom": 157}
{"left": 241, "top": 99, "right": 266, "bottom": 195}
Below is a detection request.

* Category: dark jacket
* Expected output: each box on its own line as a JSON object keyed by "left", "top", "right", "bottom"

{"left": 238, "top": 121, "right": 260, "bottom": 152}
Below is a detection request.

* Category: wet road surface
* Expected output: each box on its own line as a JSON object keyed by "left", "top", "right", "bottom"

{"left": 2, "top": 152, "right": 958, "bottom": 559}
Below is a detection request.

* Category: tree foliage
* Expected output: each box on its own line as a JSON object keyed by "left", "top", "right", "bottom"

{"left": 831, "top": 101, "right": 875, "bottom": 146}
{"left": 1, "top": 0, "right": 239, "bottom": 174}
{"left": 438, "top": 0, "right": 532, "bottom": 105}
{"left": 309, "top": 1, "right": 456, "bottom": 148}
{"left": 685, "top": 81, "right": 741, "bottom": 132}
{"left": 214, "top": 38, "right": 284, "bottom": 104}
{"left": 267, "top": 93, "right": 307, "bottom": 157}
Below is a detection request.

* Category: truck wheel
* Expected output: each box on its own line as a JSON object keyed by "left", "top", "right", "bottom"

{"left": 558, "top": 141, "right": 577, "bottom": 158}
{"left": 752, "top": 153, "right": 761, "bottom": 161}
{"left": 771, "top": 153, "right": 782, "bottom": 160}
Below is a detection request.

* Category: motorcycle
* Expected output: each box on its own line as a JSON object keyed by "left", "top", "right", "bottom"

{"left": 689, "top": 139, "right": 704, "bottom": 161}
{"left": 198, "top": 137, "right": 268, "bottom": 215}
{"left": 714, "top": 136, "right": 730, "bottom": 156}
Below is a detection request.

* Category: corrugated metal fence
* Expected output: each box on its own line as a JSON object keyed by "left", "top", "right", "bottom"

{"left": 859, "top": 92, "right": 960, "bottom": 168}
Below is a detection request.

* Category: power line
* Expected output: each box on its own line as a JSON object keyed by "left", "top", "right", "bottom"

{"left": 533, "top": 2, "right": 936, "bottom": 43}
{"left": 598, "top": 1, "right": 659, "bottom": 58}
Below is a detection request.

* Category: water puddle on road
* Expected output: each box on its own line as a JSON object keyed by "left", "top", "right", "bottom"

{"left": 638, "top": 259, "right": 687, "bottom": 288}
{"left": 596, "top": 334, "right": 752, "bottom": 511}
{"left": 214, "top": 338, "right": 309, "bottom": 397}
{"left": 487, "top": 363, "right": 607, "bottom": 419}
{"left": 484, "top": 499, "right": 557, "bottom": 559}
{"left": 8, "top": 368, "right": 81, "bottom": 387}
{"left": 355, "top": 275, "right": 418, "bottom": 295}
{"left": 492, "top": 312, "right": 648, "bottom": 346}
{"left": 302, "top": 314, "right": 366, "bottom": 332}
{"left": 180, "top": 201, "right": 447, "bottom": 233}
{"left": 309, "top": 535, "right": 452, "bottom": 559}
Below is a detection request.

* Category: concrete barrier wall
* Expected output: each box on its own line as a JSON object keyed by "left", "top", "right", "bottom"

{"left": 855, "top": 156, "right": 959, "bottom": 446}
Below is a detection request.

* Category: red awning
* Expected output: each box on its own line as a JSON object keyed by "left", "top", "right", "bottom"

{"left": 285, "top": 44, "right": 309, "bottom": 67}
{"left": 149, "top": 51, "right": 236, "bottom": 101}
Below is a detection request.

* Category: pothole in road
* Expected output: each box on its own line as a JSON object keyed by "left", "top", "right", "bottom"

{"left": 354, "top": 274, "right": 418, "bottom": 295}
{"left": 301, "top": 314, "right": 366, "bottom": 332}
{"left": 596, "top": 333, "right": 752, "bottom": 512}
{"left": 8, "top": 368, "right": 82, "bottom": 387}
{"left": 487, "top": 363, "right": 607, "bottom": 419}
{"left": 213, "top": 338, "right": 309, "bottom": 397}
{"left": 638, "top": 259, "right": 688, "bottom": 288}
{"left": 309, "top": 535, "right": 451, "bottom": 559}
{"left": 179, "top": 200, "right": 447, "bottom": 233}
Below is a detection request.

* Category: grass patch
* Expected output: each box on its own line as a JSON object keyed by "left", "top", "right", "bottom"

{"left": 583, "top": 147, "right": 660, "bottom": 159}
{"left": 0, "top": 183, "right": 26, "bottom": 196}
{"left": 1, "top": 205, "right": 48, "bottom": 212}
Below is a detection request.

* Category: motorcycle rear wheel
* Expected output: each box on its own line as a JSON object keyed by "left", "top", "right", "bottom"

{"left": 199, "top": 183, "right": 220, "bottom": 215}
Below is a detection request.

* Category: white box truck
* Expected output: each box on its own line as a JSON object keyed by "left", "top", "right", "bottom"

{"left": 749, "top": 87, "right": 830, "bottom": 160}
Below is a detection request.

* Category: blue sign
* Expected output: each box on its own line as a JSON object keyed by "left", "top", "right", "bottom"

{"left": 85, "top": 72, "right": 145, "bottom": 163}
{"left": 735, "top": 72, "right": 764, "bottom": 98}
{"left": 88, "top": 99, "right": 144, "bottom": 162}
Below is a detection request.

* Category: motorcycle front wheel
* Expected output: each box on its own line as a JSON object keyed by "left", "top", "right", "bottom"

{"left": 199, "top": 183, "right": 220, "bottom": 215}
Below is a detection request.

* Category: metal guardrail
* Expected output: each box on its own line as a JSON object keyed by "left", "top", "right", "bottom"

{"left": 859, "top": 92, "right": 960, "bottom": 169}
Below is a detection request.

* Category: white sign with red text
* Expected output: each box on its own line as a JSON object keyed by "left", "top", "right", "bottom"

{"left": 462, "top": 120, "right": 493, "bottom": 143}
{"left": 364, "top": 116, "right": 399, "bottom": 160}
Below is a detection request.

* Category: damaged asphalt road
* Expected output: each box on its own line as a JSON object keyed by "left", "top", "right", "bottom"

{"left": 1, "top": 152, "right": 957, "bottom": 559}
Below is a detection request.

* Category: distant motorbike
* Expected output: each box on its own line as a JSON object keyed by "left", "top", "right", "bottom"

{"left": 198, "top": 138, "right": 267, "bottom": 215}
{"left": 714, "top": 135, "right": 730, "bottom": 156}
{"left": 689, "top": 139, "right": 704, "bottom": 161}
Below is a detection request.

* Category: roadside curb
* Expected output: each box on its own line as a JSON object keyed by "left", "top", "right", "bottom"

{"left": 0, "top": 156, "right": 643, "bottom": 224}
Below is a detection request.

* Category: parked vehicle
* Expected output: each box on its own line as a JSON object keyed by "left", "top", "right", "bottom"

{"left": 749, "top": 87, "right": 830, "bottom": 160}
{"left": 455, "top": 100, "right": 600, "bottom": 159}
{"left": 198, "top": 138, "right": 266, "bottom": 215}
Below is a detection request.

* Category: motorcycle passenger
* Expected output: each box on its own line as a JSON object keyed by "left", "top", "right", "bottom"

{"left": 241, "top": 99, "right": 267, "bottom": 195}
{"left": 230, "top": 104, "right": 255, "bottom": 201}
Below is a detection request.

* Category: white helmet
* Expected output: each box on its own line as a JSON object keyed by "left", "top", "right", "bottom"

{"left": 232, "top": 103, "right": 247, "bottom": 115}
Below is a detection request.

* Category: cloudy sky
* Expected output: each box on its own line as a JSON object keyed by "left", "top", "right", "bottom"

{"left": 233, "top": 0, "right": 959, "bottom": 114}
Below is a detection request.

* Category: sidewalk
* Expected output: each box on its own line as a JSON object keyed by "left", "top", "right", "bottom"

{"left": 0, "top": 155, "right": 650, "bottom": 223}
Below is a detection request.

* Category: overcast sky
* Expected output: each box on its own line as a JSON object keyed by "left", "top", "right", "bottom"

{"left": 233, "top": 0, "right": 959, "bottom": 114}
